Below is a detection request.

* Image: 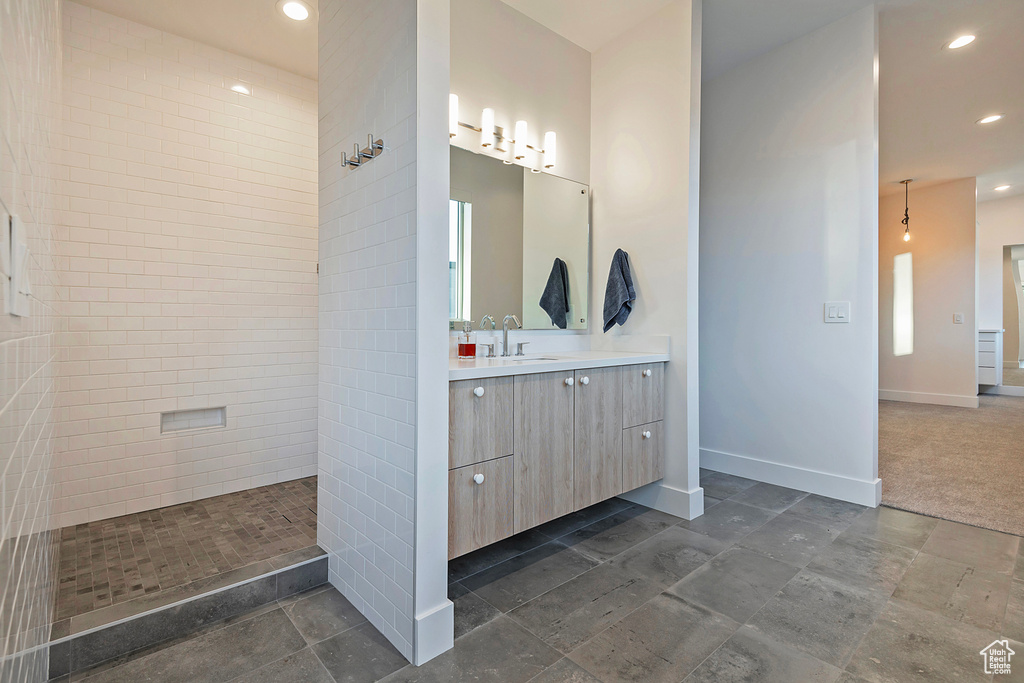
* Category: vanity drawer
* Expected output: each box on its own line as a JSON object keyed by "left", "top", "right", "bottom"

{"left": 623, "top": 421, "right": 664, "bottom": 491}
{"left": 449, "top": 376, "right": 514, "bottom": 469}
{"left": 448, "top": 456, "right": 514, "bottom": 559}
{"left": 623, "top": 363, "right": 665, "bottom": 428}
{"left": 979, "top": 351, "right": 997, "bottom": 369}
{"left": 980, "top": 367, "right": 998, "bottom": 385}
{"left": 979, "top": 340, "right": 996, "bottom": 353}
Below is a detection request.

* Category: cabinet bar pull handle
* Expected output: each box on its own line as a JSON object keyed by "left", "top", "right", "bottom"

{"left": 473, "top": 473, "right": 485, "bottom": 484}
{"left": 580, "top": 376, "right": 589, "bottom": 385}
{"left": 643, "top": 369, "right": 652, "bottom": 378}
{"left": 473, "top": 387, "right": 485, "bottom": 397}
{"left": 565, "top": 377, "right": 574, "bottom": 386}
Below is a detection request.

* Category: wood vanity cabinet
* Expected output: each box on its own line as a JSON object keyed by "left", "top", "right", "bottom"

{"left": 623, "top": 363, "right": 665, "bottom": 428}
{"left": 513, "top": 371, "right": 575, "bottom": 532}
{"left": 448, "top": 376, "right": 513, "bottom": 469}
{"left": 448, "top": 456, "right": 513, "bottom": 559}
{"left": 573, "top": 367, "right": 623, "bottom": 509}
{"left": 447, "top": 361, "right": 666, "bottom": 558}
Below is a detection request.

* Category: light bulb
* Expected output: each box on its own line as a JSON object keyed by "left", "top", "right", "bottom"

{"left": 904, "top": 229, "right": 911, "bottom": 242}
{"left": 977, "top": 114, "right": 1004, "bottom": 124}
{"left": 543, "top": 131, "right": 556, "bottom": 169}
{"left": 948, "top": 35, "right": 975, "bottom": 49}
{"left": 281, "top": 1, "right": 310, "bottom": 20}
{"left": 480, "top": 108, "right": 494, "bottom": 148}
{"left": 514, "top": 120, "right": 527, "bottom": 160}
{"left": 449, "top": 94, "right": 459, "bottom": 138}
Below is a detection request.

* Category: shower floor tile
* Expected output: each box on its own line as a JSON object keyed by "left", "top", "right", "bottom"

{"left": 54, "top": 477, "right": 318, "bottom": 624}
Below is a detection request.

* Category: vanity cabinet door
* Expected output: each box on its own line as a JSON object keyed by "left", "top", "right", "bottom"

{"left": 513, "top": 371, "right": 575, "bottom": 532}
{"left": 449, "top": 376, "right": 514, "bottom": 469}
{"left": 448, "top": 456, "right": 514, "bottom": 559}
{"left": 623, "top": 422, "right": 664, "bottom": 491}
{"left": 622, "top": 363, "right": 665, "bottom": 428}
{"left": 574, "top": 366, "right": 623, "bottom": 510}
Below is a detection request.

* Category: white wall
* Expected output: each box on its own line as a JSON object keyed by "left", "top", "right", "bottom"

{"left": 699, "top": 7, "right": 881, "bottom": 506}
{"left": 878, "top": 178, "right": 977, "bottom": 407}
{"left": 318, "top": 0, "right": 453, "bottom": 665}
{"left": 55, "top": 2, "right": 319, "bottom": 527}
{"left": 450, "top": 0, "right": 590, "bottom": 184}
{"left": 978, "top": 193, "right": 1024, "bottom": 363}
{"left": 0, "top": 0, "right": 62, "bottom": 680}
{"left": 590, "top": 0, "right": 703, "bottom": 519}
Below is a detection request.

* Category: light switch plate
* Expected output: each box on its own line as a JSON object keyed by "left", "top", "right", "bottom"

{"left": 953, "top": 313, "right": 964, "bottom": 324}
{"left": 824, "top": 301, "right": 851, "bottom": 323}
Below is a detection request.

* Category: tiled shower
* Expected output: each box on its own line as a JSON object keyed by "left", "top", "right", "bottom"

{"left": 2, "top": 1, "right": 321, "bottom": 680}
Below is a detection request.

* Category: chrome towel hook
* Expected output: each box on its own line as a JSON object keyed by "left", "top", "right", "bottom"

{"left": 342, "top": 134, "right": 385, "bottom": 169}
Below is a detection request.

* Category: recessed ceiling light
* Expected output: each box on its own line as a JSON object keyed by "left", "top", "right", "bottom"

{"left": 948, "top": 35, "right": 975, "bottom": 49}
{"left": 280, "top": 0, "right": 310, "bottom": 21}
{"left": 995, "top": 185, "right": 1011, "bottom": 191}
{"left": 977, "top": 114, "right": 1004, "bottom": 124}
{"left": 231, "top": 84, "right": 250, "bottom": 95}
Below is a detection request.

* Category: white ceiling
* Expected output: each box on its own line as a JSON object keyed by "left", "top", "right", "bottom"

{"left": 879, "top": 0, "right": 1024, "bottom": 202}
{"left": 497, "top": 0, "right": 675, "bottom": 53}
{"left": 72, "top": 0, "right": 319, "bottom": 80}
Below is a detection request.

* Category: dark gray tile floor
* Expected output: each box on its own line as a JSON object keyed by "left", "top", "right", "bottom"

{"left": 66, "top": 470, "right": 1024, "bottom": 682}
{"left": 55, "top": 478, "right": 318, "bottom": 622}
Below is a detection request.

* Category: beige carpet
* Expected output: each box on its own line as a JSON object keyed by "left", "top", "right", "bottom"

{"left": 879, "top": 396, "right": 1024, "bottom": 537}
{"left": 1005, "top": 367, "right": 1024, "bottom": 387}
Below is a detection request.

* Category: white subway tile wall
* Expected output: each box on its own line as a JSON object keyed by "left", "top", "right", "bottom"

{"left": 55, "top": 2, "right": 319, "bottom": 527}
{"left": 318, "top": 0, "right": 418, "bottom": 661}
{"left": 0, "top": 0, "right": 63, "bottom": 680}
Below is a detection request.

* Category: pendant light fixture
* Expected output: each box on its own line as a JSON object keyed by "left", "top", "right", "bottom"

{"left": 900, "top": 179, "right": 913, "bottom": 242}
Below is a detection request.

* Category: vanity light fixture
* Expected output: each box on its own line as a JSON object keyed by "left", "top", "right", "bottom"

{"left": 448, "top": 96, "right": 557, "bottom": 169}
{"left": 514, "top": 121, "right": 528, "bottom": 160}
{"left": 995, "top": 185, "right": 1011, "bottom": 192}
{"left": 947, "top": 34, "right": 975, "bottom": 49}
{"left": 278, "top": 0, "right": 311, "bottom": 21}
{"left": 900, "top": 179, "right": 913, "bottom": 242}
{"left": 977, "top": 114, "right": 1004, "bottom": 124}
{"left": 480, "top": 108, "right": 494, "bottom": 147}
{"left": 449, "top": 94, "right": 459, "bottom": 138}
{"left": 230, "top": 84, "right": 250, "bottom": 95}
{"left": 543, "top": 131, "right": 556, "bottom": 169}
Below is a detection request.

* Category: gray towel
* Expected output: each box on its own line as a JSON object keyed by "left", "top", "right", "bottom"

{"left": 602, "top": 249, "right": 635, "bottom": 332}
{"left": 539, "top": 258, "right": 569, "bottom": 329}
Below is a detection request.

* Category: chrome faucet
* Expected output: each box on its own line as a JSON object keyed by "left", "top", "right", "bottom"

{"left": 480, "top": 314, "right": 495, "bottom": 330}
{"left": 501, "top": 314, "right": 522, "bottom": 357}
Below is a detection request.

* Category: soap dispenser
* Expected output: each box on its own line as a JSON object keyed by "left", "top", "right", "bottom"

{"left": 457, "top": 321, "right": 477, "bottom": 359}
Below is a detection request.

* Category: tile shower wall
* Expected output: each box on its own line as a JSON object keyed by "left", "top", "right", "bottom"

{"left": 318, "top": 0, "right": 418, "bottom": 660}
{"left": 0, "top": 0, "right": 63, "bottom": 680}
{"left": 55, "top": 3, "right": 319, "bottom": 527}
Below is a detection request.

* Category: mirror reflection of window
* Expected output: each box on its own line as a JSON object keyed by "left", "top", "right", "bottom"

{"left": 449, "top": 199, "right": 472, "bottom": 321}
{"left": 893, "top": 253, "right": 914, "bottom": 356}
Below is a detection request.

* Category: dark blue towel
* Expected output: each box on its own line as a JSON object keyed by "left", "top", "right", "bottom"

{"left": 539, "top": 258, "right": 569, "bottom": 329}
{"left": 602, "top": 249, "right": 635, "bottom": 332}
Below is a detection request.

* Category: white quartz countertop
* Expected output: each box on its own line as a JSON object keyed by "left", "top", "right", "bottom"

{"left": 449, "top": 350, "right": 670, "bottom": 381}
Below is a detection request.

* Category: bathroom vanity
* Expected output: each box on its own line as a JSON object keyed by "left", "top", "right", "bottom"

{"left": 447, "top": 352, "right": 668, "bottom": 558}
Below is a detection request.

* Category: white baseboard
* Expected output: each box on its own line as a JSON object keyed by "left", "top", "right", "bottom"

{"left": 413, "top": 599, "right": 454, "bottom": 666}
{"left": 619, "top": 481, "right": 704, "bottom": 520}
{"left": 700, "top": 448, "right": 881, "bottom": 507}
{"left": 878, "top": 389, "right": 979, "bottom": 408}
{"left": 980, "top": 385, "right": 1024, "bottom": 397}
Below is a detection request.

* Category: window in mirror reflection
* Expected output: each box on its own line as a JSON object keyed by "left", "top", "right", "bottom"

{"left": 893, "top": 252, "right": 914, "bottom": 356}
{"left": 449, "top": 199, "right": 472, "bottom": 321}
